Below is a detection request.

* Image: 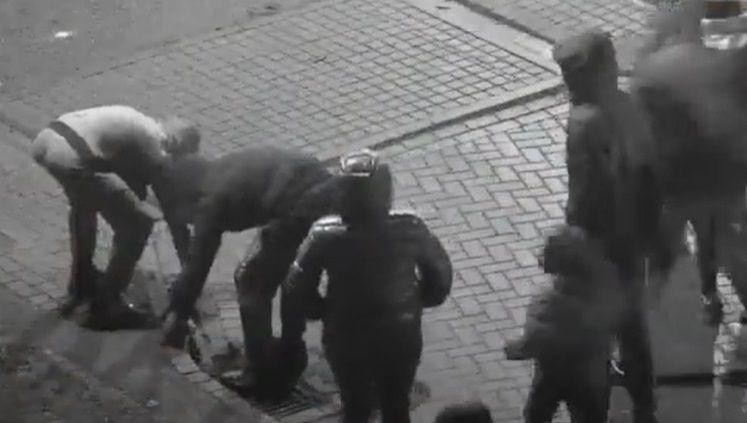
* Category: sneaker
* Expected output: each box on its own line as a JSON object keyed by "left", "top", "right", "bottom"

{"left": 700, "top": 292, "right": 724, "bottom": 326}
{"left": 84, "top": 297, "right": 159, "bottom": 331}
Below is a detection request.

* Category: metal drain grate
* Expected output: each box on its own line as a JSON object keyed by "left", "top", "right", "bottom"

{"left": 239, "top": 379, "right": 331, "bottom": 419}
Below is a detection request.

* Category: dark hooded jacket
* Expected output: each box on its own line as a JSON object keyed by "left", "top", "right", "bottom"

{"left": 281, "top": 156, "right": 452, "bottom": 340}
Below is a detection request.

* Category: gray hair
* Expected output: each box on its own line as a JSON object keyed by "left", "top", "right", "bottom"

{"left": 161, "top": 117, "right": 200, "bottom": 157}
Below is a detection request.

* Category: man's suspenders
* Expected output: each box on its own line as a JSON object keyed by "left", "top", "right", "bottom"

{"left": 48, "top": 120, "right": 113, "bottom": 173}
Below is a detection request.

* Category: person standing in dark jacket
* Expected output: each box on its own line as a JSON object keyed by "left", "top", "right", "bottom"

{"left": 157, "top": 145, "right": 342, "bottom": 397}
{"left": 505, "top": 226, "right": 623, "bottom": 423}
{"left": 633, "top": 9, "right": 747, "bottom": 325}
{"left": 553, "top": 30, "right": 665, "bottom": 423}
{"left": 281, "top": 149, "right": 453, "bottom": 423}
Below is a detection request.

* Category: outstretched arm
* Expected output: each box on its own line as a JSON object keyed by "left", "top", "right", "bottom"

{"left": 416, "top": 221, "right": 453, "bottom": 308}
{"left": 167, "top": 199, "right": 223, "bottom": 320}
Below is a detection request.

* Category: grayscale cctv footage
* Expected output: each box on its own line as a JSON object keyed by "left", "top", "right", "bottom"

{"left": 2, "top": 0, "right": 747, "bottom": 422}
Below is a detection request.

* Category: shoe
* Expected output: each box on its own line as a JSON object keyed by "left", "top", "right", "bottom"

{"left": 161, "top": 313, "right": 191, "bottom": 349}
{"left": 60, "top": 268, "right": 103, "bottom": 317}
{"left": 84, "top": 297, "right": 159, "bottom": 331}
{"left": 220, "top": 368, "right": 262, "bottom": 398}
{"left": 58, "top": 295, "right": 90, "bottom": 317}
{"left": 700, "top": 292, "right": 724, "bottom": 326}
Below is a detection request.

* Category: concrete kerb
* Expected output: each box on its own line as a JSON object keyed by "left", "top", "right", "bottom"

{"left": 451, "top": 0, "right": 652, "bottom": 76}
{"left": 406, "top": 0, "right": 557, "bottom": 71}
{"left": 318, "top": 76, "right": 564, "bottom": 165}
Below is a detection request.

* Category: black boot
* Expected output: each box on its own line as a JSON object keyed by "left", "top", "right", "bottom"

{"left": 84, "top": 295, "right": 159, "bottom": 331}
{"left": 161, "top": 313, "right": 192, "bottom": 349}
{"left": 59, "top": 268, "right": 103, "bottom": 317}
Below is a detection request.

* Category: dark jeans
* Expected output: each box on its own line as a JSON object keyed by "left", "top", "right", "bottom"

{"left": 525, "top": 356, "right": 609, "bottom": 423}
{"left": 49, "top": 168, "right": 153, "bottom": 304}
{"left": 324, "top": 320, "right": 422, "bottom": 423}
{"left": 233, "top": 219, "right": 311, "bottom": 368}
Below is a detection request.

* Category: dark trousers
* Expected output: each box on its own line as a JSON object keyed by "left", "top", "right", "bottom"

{"left": 604, "top": 246, "right": 656, "bottom": 420}
{"left": 662, "top": 195, "right": 747, "bottom": 307}
{"left": 233, "top": 220, "right": 311, "bottom": 368}
{"left": 50, "top": 168, "right": 153, "bottom": 305}
{"left": 617, "top": 303, "right": 656, "bottom": 419}
{"left": 525, "top": 357, "right": 609, "bottom": 423}
{"left": 324, "top": 321, "right": 422, "bottom": 423}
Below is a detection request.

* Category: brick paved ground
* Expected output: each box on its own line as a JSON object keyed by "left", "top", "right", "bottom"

{"left": 13, "top": 0, "right": 555, "bottom": 159}
{"left": 456, "top": 0, "right": 655, "bottom": 43}
{"left": 2, "top": 0, "right": 747, "bottom": 422}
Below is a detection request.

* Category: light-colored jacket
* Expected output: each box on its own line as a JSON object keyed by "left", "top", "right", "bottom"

{"left": 31, "top": 105, "right": 167, "bottom": 172}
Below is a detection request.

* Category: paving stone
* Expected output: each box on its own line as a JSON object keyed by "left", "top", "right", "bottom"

{"left": 16, "top": 0, "right": 553, "bottom": 160}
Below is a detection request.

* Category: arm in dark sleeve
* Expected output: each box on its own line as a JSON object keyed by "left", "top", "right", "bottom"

{"left": 281, "top": 225, "right": 327, "bottom": 342}
{"left": 168, "top": 198, "right": 223, "bottom": 319}
{"left": 152, "top": 180, "right": 192, "bottom": 268}
{"left": 165, "top": 213, "right": 192, "bottom": 269}
{"left": 416, "top": 220, "right": 453, "bottom": 308}
{"left": 565, "top": 106, "right": 604, "bottom": 226}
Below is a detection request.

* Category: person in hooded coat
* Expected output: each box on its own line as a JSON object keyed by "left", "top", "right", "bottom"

{"left": 280, "top": 149, "right": 453, "bottom": 423}
{"left": 553, "top": 30, "right": 665, "bottom": 423}
{"left": 505, "top": 226, "right": 623, "bottom": 423}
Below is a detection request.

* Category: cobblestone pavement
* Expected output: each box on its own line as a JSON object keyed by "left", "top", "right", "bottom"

{"left": 1, "top": 0, "right": 746, "bottom": 422}
{"left": 456, "top": 0, "right": 657, "bottom": 43}
{"left": 11, "top": 0, "right": 556, "bottom": 159}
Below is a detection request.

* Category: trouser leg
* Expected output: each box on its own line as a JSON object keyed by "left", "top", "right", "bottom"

{"left": 566, "top": 358, "right": 610, "bottom": 423}
{"left": 524, "top": 363, "right": 562, "bottom": 423}
{"left": 79, "top": 174, "right": 157, "bottom": 329}
{"left": 374, "top": 323, "right": 422, "bottom": 423}
{"left": 234, "top": 221, "right": 309, "bottom": 375}
{"left": 618, "top": 306, "right": 657, "bottom": 423}
{"left": 68, "top": 205, "right": 98, "bottom": 299}
{"left": 326, "top": 338, "right": 374, "bottom": 423}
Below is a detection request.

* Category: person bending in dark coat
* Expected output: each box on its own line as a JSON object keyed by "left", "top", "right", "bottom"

{"left": 155, "top": 144, "right": 342, "bottom": 397}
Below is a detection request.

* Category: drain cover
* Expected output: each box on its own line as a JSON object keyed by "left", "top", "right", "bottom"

{"left": 226, "top": 378, "right": 331, "bottom": 419}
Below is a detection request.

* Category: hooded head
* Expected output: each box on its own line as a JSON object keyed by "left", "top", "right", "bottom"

{"left": 553, "top": 30, "right": 618, "bottom": 104}
{"left": 337, "top": 149, "right": 393, "bottom": 225}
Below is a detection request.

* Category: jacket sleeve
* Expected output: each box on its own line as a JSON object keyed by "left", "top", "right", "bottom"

{"left": 167, "top": 195, "right": 224, "bottom": 319}
{"left": 415, "top": 219, "right": 453, "bottom": 308}
{"left": 565, "top": 105, "right": 605, "bottom": 226}
{"left": 281, "top": 221, "right": 329, "bottom": 341}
